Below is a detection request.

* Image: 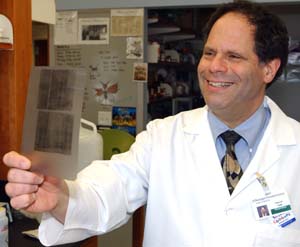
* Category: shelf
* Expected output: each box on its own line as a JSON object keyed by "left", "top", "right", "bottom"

{"left": 156, "top": 32, "right": 196, "bottom": 43}
{"left": 148, "top": 61, "right": 197, "bottom": 71}
{"left": 147, "top": 8, "right": 208, "bottom": 120}
{"left": 148, "top": 25, "right": 180, "bottom": 35}
{"left": 148, "top": 96, "right": 173, "bottom": 104}
{"left": 148, "top": 96, "right": 199, "bottom": 104}
{"left": 0, "top": 43, "right": 13, "bottom": 50}
{"left": 286, "top": 63, "right": 300, "bottom": 67}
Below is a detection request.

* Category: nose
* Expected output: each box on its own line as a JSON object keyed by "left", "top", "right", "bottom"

{"left": 209, "top": 55, "right": 228, "bottom": 73}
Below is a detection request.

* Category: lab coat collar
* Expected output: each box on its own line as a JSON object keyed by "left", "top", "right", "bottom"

{"left": 265, "top": 96, "right": 298, "bottom": 146}
{"left": 181, "top": 96, "right": 299, "bottom": 199}
{"left": 182, "top": 97, "right": 297, "bottom": 145}
{"left": 182, "top": 105, "right": 210, "bottom": 135}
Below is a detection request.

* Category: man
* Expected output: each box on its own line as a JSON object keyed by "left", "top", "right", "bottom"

{"left": 3, "top": 1, "right": 300, "bottom": 246}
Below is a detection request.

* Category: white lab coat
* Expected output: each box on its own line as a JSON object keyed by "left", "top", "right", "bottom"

{"left": 39, "top": 96, "right": 300, "bottom": 247}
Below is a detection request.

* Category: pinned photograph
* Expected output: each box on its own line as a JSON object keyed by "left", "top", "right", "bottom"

{"left": 126, "top": 37, "right": 143, "bottom": 59}
{"left": 133, "top": 62, "right": 148, "bottom": 82}
{"left": 78, "top": 18, "right": 109, "bottom": 44}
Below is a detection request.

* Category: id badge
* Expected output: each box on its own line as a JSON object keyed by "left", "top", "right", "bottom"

{"left": 252, "top": 191, "right": 296, "bottom": 227}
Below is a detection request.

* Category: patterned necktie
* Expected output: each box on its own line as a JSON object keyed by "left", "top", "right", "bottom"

{"left": 220, "top": 130, "right": 243, "bottom": 194}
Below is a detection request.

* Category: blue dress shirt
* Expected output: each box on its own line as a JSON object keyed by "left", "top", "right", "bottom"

{"left": 208, "top": 98, "right": 271, "bottom": 171}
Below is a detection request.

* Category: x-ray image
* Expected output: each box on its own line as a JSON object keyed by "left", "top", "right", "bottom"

{"left": 22, "top": 67, "right": 87, "bottom": 179}
{"left": 35, "top": 111, "right": 74, "bottom": 155}
{"left": 37, "top": 70, "right": 74, "bottom": 111}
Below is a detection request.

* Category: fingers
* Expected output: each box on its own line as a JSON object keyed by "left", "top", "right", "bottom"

{"left": 9, "top": 193, "right": 37, "bottom": 210}
{"left": 3, "top": 151, "right": 31, "bottom": 170}
{"left": 6, "top": 169, "right": 43, "bottom": 210}
{"left": 7, "top": 168, "right": 44, "bottom": 185}
{"left": 3, "top": 151, "right": 44, "bottom": 210}
{"left": 3, "top": 152, "right": 56, "bottom": 212}
{"left": 6, "top": 185, "right": 37, "bottom": 210}
{"left": 5, "top": 183, "right": 39, "bottom": 197}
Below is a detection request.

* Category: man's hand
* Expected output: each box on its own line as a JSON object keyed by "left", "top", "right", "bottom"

{"left": 3, "top": 151, "right": 69, "bottom": 223}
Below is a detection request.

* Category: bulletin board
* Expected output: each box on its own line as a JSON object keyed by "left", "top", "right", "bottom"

{"left": 53, "top": 8, "right": 145, "bottom": 125}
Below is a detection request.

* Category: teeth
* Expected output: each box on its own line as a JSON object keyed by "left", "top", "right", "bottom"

{"left": 208, "top": 81, "right": 233, "bottom": 87}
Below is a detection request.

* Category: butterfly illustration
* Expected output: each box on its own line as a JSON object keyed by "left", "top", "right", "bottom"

{"left": 94, "top": 80, "right": 118, "bottom": 104}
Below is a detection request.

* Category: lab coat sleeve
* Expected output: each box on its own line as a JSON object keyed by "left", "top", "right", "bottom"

{"left": 38, "top": 125, "right": 153, "bottom": 246}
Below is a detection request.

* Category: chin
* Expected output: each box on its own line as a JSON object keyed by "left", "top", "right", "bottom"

{"left": 206, "top": 100, "right": 228, "bottom": 112}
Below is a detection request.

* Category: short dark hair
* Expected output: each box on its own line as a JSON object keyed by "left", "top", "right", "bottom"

{"left": 203, "top": 0, "right": 289, "bottom": 85}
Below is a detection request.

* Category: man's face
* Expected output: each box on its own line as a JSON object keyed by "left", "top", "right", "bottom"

{"left": 198, "top": 12, "right": 273, "bottom": 127}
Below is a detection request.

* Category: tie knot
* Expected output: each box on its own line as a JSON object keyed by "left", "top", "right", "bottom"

{"left": 220, "top": 130, "right": 241, "bottom": 146}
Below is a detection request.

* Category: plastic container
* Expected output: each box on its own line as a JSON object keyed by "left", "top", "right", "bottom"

{"left": 0, "top": 207, "right": 8, "bottom": 247}
{"left": 147, "top": 41, "right": 160, "bottom": 63}
{"left": 78, "top": 118, "right": 103, "bottom": 172}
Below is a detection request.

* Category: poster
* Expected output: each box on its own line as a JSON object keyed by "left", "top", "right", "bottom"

{"left": 111, "top": 9, "right": 144, "bottom": 36}
{"left": 112, "top": 106, "right": 136, "bottom": 136}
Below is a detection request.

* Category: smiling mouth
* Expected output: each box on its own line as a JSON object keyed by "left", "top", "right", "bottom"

{"left": 208, "top": 80, "right": 234, "bottom": 88}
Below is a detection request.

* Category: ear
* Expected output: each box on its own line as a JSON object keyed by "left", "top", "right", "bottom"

{"left": 263, "top": 58, "right": 281, "bottom": 84}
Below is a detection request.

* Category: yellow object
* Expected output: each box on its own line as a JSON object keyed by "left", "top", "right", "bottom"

{"left": 99, "top": 129, "right": 135, "bottom": 160}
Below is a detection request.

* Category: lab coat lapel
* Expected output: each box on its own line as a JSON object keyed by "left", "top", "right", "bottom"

{"left": 183, "top": 107, "right": 231, "bottom": 200}
{"left": 231, "top": 126, "right": 279, "bottom": 196}
{"left": 232, "top": 97, "right": 296, "bottom": 197}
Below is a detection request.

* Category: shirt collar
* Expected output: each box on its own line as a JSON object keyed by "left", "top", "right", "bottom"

{"left": 208, "top": 98, "right": 270, "bottom": 149}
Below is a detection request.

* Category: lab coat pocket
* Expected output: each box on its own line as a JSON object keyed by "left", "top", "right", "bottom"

{"left": 254, "top": 225, "right": 300, "bottom": 247}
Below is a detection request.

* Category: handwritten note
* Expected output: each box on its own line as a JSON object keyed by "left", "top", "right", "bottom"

{"left": 56, "top": 46, "right": 82, "bottom": 67}
{"left": 98, "top": 50, "right": 127, "bottom": 73}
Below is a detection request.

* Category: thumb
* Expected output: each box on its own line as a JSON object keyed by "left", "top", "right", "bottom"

{"left": 3, "top": 151, "right": 31, "bottom": 170}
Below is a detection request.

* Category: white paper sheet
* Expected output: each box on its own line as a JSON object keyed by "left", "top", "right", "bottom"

{"left": 54, "top": 11, "right": 78, "bottom": 45}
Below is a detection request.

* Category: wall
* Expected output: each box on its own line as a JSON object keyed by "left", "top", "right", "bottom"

{"left": 52, "top": 9, "right": 144, "bottom": 131}
{"left": 55, "top": 0, "right": 228, "bottom": 10}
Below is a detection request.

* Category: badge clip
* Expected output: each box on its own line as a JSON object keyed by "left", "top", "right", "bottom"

{"left": 256, "top": 172, "right": 271, "bottom": 196}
